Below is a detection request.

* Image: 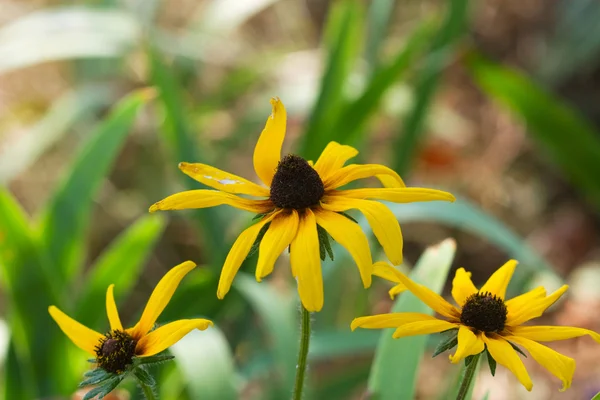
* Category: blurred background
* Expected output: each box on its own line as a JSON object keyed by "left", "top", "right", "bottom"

{"left": 1, "top": 0, "right": 600, "bottom": 399}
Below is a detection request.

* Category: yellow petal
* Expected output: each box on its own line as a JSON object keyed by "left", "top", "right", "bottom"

{"left": 504, "top": 286, "right": 546, "bottom": 313}
{"left": 389, "top": 284, "right": 408, "bottom": 299}
{"left": 373, "top": 266, "right": 459, "bottom": 319}
{"left": 322, "top": 198, "right": 403, "bottom": 264}
{"left": 323, "top": 164, "right": 405, "bottom": 190}
{"left": 217, "top": 214, "right": 276, "bottom": 299}
{"left": 506, "top": 335, "right": 575, "bottom": 392}
{"left": 507, "top": 285, "right": 568, "bottom": 327}
{"left": 451, "top": 268, "right": 478, "bottom": 307}
{"left": 313, "top": 141, "right": 359, "bottom": 181}
{"left": 106, "top": 284, "right": 123, "bottom": 331}
{"left": 392, "top": 319, "right": 458, "bottom": 339}
{"left": 256, "top": 211, "right": 299, "bottom": 281}
{"left": 253, "top": 97, "right": 286, "bottom": 186}
{"left": 372, "top": 261, "right": 403, "bottom": 283}
{"left": 482, "top": 335, "right": 533, "bottom": 391}
{"left": 136, "top": 319, "right": 213, "bottom": 357}
{"left": 509, "top": 325, "right": 600, "bottom": 343}
{"left": 178, "top": 162, "right": 270, "bottom": 197}
{"left": 48, "top": 306, "right": 102, "bottom": 356}
{"left": 149, "top": 190, "right": 273, "bottom": 214}
{"left": 327, "top": 188, "right": 455, "bottom": 203}
{"left": 290, "top": 209, "right": 323, "bottom": 312}
{"left": 479, "top": 260, "right": 518, "bottom": 299}
{"left": 351, "top": 312, "right": 439, "bottom": 331}
{"left": 314, "top": 210, "right": 373, "bottom": 288}
{"left": 449, "top": 326, "right": 484, "bottom": 363}
{"left": 131, "top": 261, "right": 197, "bottom": 340}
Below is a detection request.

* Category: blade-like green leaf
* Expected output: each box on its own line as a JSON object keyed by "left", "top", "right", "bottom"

{"left": 592, "top": 391, "right": 600, "bottom": 400}
{"left": 367, "top": 238, "right": 456, "bottom": 399}
{"left": 39, "top": 88, "right": 154, "bottom": 284}
{"left": 364, "top": 0, "right": 396, "bottom": 68}
{"left": 75, "top": 214, "right": 166, "bottom": 327}
{"left": 466, "top": 53, "right": 600, "bottom": 209}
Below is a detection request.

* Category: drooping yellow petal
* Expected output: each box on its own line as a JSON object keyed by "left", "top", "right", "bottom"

{"left": 326, "top": 188, "right": 455, "bottom": 203}
{"left": 217, "top": 214, "right": 277, "bottom": 299}
{"left": 479, "top": 260, "right": 518, "bottom": 299}
{"left": 178, "top": 162, "right": 270, "bottom": 197}
{"left": 449, "top": 326, "right": 484, "bottom": 363}
{"left": 507, "top": 285, "right": 568, "bottom": 327}
{"left": 48, "top": 306, "right": 103, "bottom": 356}
{"left": 389, "top": 284, "right": 409, "bottom": 299}
{"left": 482, "top": 335, "right": 533, "bottom": 391}
{"left": 351, "top": 312, "right": 439, "bottom": 331}
{"left": 374, "top": 266, "right": 459, "bottom": 319}
{"left": 506, "top": 335, "right": 575, "bottom": 392}
{"left": 131, "top": 261, "right": 197, "bottom": 340}
{"left": 253, "top": 97, "right": 286, "bottom": 186}
{"left": 106, "top": 284, "right": 123, "bottom": 331}
{"left": 136, "top": 319, "right": 213, "bottom": 357}
{"left": 322, "top": 198, "right": 403, "bottom": 265}
{"left": 313, "top": 141, "right": 359, "bottom": 181}
{"left": 314, "top": 210, "right": 373, "bottom": 288}
{"left": 372, "top": 262, "right": 403, "bottom": 283}
{"left": 451, "top": 268, "right": 478, "bottom": 307}
{"left": 504, "top": 286, "right": 546, "bottom": 313}
{"left": 323, "top": 164, "right": 405, "bottom": 190}
{"left": 256, "top": 211, "right": 299, "bottom": 281}
{"left": 392, "top": 319, "right": 458, "bottom": 339}
{"left": 510, "top": 325, "right": 600, "bottom": 343}
{"left": 290, "top": 209, "right": 323, "bottom": 312}
{"left": 149, "top": 190, "right": 272, "bottom": 214}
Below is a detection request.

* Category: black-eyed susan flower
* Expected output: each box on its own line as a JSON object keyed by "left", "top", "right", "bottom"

{"left": 352, "top": 260, "right": 600, "bottom": 391}
{"left": 49, "top": 261, "right": 212, "bottom": 380}
{"left": 149, "top": 98, "right": 455, "bottom": 312}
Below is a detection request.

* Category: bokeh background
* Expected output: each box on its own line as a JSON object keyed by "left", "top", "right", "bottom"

{"left": 1, "top": 0, "right": 600, "bottom": 399}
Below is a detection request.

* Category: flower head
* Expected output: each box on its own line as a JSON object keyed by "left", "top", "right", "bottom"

{"left": 150, "top": 98, "right": 455, "bottom": 312}
{"left": 49, "top": 261, "right": 212, "bottom": 374}
{"left": 353, "top": 260, "right": 600, "bottom": 391}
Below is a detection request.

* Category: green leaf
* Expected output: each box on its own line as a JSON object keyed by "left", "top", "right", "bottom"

{"left": 447, "top": 353, "right": 481, "bottom": 400}
{"left": 3, "top": 341, "right": 35, "bottom": 400}
{"left": 133, "top": 367, "right": 156, "bottom": 387}
{"left": 507, "top": 340, "right": 527, "bottom": 358}
{"left": 135, "top": 354, "right": 175, "bottom": 366}
{"left": 432, "top": 329, "right": 459, "bottom": 358}
{"left": 486, "top": 350, "right": 496, "bottom": 376}
{"left": 367, "top": 238, "right": 456, "bottom": 400}
{"left": 247, "top": 222, "right": 271, "bottom": 259}
{"left": 592, "top": 391, "right": 600, "bottom": 400}
{"left": 75, "top": 214, "right": 166, "bottom": 327}
{"left": 39, "top": 88, "right": 154, "bottom": 284}
{"left": 82, "top": 375, "right": 124, "bottom": 400}
{"left": 317, "top": 225, "right": 334, "bottom": 261}
{"left": 310, "top": 330, "right": 380, "bottom": 361}
{"left": 79, "top": 368, "right": 113, "bottom": 387}
{"left": 364, "top": 0, "right": 396, "bottom": 67}
{"left": 466, "top": 53, "right": 600, "bottom": 209}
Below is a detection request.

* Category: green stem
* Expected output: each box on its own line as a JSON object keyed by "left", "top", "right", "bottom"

{"left": 139, "top": 380, "right": 157, "bottom": 400}
{"left": 292, "top": 306, "right": 311, "bottom": 400}
{"left": 455, "top": 353, "right": 481, "bottom": 400}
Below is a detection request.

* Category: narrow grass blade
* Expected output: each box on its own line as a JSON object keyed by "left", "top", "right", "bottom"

{"left": 38, "top": 88, "right": 154, "bottom": 284}
{"left": 367, "top": 239, "right": 456, "bottom": 399}
{"left": 466, "top": 53, "right": 600, "bottom": 209}
{"left": 364, "top": 0, "right": 396, "bottom": 68}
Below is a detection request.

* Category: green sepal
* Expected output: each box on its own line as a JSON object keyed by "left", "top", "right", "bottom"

{"left": 82, "top": 374, "right": 124, "bottom": 400}
{"left": 134, "top": 354, "right": 175, "bottom": 366}
{"left": 87, "top": 358, "right": 98, "bottom": 363}
{"left": 507, "top": 341, "right": 527, "bottom": 358}
{"left": 79, "top": 368, "right": 113, "bottom": 387}
{"left": 464, "top": 354, "right": 475, "bottom": 367}
{"left": 317, "top": 225, "right": 334, "bottom": 261}
{"left": 133, "top": 367, "right": 156, "bottom": 387}
{"left": 338, "top": 211, "right": 358, "bottom": 223}
{"left": 247, "top": 222, "right": 271, "bottom": 258}
{"left": 252, "top": 213, "right": 268, "bottom": 221}
{"left": 486, "top": 349, "right": 497, "bottom": 376}
{"left": 431, "top": 328, "right": 459, "bottom": 358}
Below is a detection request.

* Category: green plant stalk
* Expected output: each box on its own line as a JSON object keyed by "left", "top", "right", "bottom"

{"left": 292, "top": 307, "right": 311, "bottom": 400}
{"left": 139, "top": 380, "right": 157, "bottom": 400}
{"left": 455, "top": 353, "right": 481, "bottom": 400}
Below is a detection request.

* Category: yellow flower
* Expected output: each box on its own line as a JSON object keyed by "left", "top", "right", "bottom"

{"left": 353, "top": 260, "right": 600, "bottom": 391}
{"left": 149, "top": 98, "right": 455, "bottom": 312}
{"left": 49, "top": 261, "right": 212, "bottom": 374}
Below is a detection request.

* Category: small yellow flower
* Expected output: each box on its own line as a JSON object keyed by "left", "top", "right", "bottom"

{"left": 49, "top": 261, "right": 212, "bottom": 374}
{"left": 150, "top": 98, "right": 455, "bottom": 312}
{"left": 353, "top": 260, "right": 600, "bottom": 391}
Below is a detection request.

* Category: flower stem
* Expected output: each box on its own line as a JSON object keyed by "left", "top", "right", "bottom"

{"left": 139, "top": 380, "right": 157, "bottom": 400}
{"left": 292, "top": 306, "right": 311, "bottom": 400}
{"left": 455, "top": 353, "right": 481, "bottom": 400}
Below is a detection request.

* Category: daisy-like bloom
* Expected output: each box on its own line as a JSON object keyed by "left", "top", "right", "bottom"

{"left": 352, "top": 260, "right": 600, "bottom": 391}
{"left": 49, "top": 261, "right": 212, "bottom": 374}
{"left": 149, "top": 98, "right": 455, "bottom": 312}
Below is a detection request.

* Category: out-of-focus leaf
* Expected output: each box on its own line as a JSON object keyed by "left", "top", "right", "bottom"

{"left": 233, "top": 273, "right": 297, "bottom": 398}
{"left": 195, "top": 0, "right": 280, "bottom": 34}
{"left": 3, "top": 341, "right": 34, "bottom": 400}
{"left": 364, "top": 0, "right": 397, "bottom": 68}
{"left": 0, "top": 8, "right": 140, "bottom": 75}
{"left": 367, "top": 238, "right": 456, "bottom": 400}
{"left": 39, "top": 88, "right": 154, "bottom": 284}
{"left": 171, "top": 327, "right": 237, "bottom": 400}
{"left": 75, "top": 214, "right": 166, "bottom": 327}
{"left": 310, "top": 329, "right": 380, "bottom": 360}
{"left": 591, "top": 391, "right": 600, "bottom": 400}
{"left": 301, "top": 0, "right": 363, "bottom": 160}
{"left": 466, "top": 53, "right": 600, "bottom": 209}
{"left": 393, "top": 0, "right": 470, "bottom": 174}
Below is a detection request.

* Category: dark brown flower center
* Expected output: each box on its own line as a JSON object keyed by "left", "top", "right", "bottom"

{"left": 460, "top": 292, "right": 507, "bottom": 333}
{"left": 270, "top": 154, "right": 324, "bottom": 209}
{"left": 95, "top": 330, "right": 137, "bottom": 374}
